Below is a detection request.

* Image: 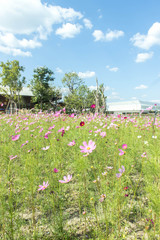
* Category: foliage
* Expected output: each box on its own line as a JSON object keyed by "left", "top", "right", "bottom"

{"left": 62, "top": 72, "right": 83, "bottom": 94}
{"left": 29, "top": 66, "right": 56, "bottom": 110}
{"left": 0, "top": 60, "right": 25, "bottom": 101}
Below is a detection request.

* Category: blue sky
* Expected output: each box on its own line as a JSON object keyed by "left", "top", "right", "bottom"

{"left": 0, "top": 0, "right": 160, "bottom": 103}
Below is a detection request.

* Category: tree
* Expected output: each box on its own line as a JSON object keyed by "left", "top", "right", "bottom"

{"left": 64, "top": 84, "right": 95, "bottom": 113}
{"left": 0, "top": 60, "right": 25, "bottom": 113}
{"left": 62, "top": 72, "right": 83, "bottom": 94}
{"left": 29, "top": 66, "right": 55, "bottom": 110}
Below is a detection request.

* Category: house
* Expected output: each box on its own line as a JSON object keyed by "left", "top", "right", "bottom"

{"left": 107, "top": 100, "right": 160, "bottom": 114}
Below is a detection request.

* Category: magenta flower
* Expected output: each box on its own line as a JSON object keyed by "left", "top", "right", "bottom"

{"left": 44, "top": 131, "right": 52, "bottom": 139}
{"left": 116, "top": 166, "right": 125, "bottom": 178}
{"left": 122, "top": 144, "right": 127, "bottom": 149}
{"left": 118, "top": 149, "right": 125, "bottom": 156}
{"left": 68, "top": 140, "right": 75, "bottom": 146}
{"left": 58, "top": 127, "right": 64, "bottom": 132}
{"left": 59, "top": 175, "right": 72, "bottom": 183}
{"left": 90, "top": 104, "right": 96, "bottom": 108}
{"left": 53, "top": 168, "right": 59, "bottom": 173}
{"left": 38, "top": 181, "right": 49, "bottom": 191}
{"left": 80, "top": 140, "right": 96, "bottom": 154}
{"left": 11, "top": 134, "right": 20, "bottom": 141}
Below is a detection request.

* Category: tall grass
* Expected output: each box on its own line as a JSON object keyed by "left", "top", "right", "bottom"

{"left": 0, "top": 112, "right": 160, "bottom": 239}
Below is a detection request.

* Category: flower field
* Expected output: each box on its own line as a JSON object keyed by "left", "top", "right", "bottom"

{"left": 0, "top": 111, "right": 160, "bottom": 239}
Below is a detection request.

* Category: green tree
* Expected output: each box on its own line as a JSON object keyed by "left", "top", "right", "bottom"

{"left": 0, "top": 60, "right": 25, "bottom": 112}
{"left": 62, "top": 72, "right": 83, "bottom": 94}
{"left": 29, "top": 66, "right": 56, "bottom": 110}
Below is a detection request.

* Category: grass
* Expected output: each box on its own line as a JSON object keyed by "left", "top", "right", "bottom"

{"left": 0, "top": 111, "right": 160, "bottom": 239}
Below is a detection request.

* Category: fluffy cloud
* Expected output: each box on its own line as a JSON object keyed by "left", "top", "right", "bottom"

{"left": 0, "top": 0, "right": 83, "bottom": 56}
{"left": 134, "top": 84, "right": 148, "bottom": 90}
{"left": 135, "top": 52, "right": 153, "bottom": 62}
{"left": 0, "top": 45, "right": 32, "bottom": 57}
{"left": 55, "top": 23, "right": 82, "bottom": 39}
{"left": 83, "top": 19, "right": 93, "bottom": 29}
{"left": 131, "top": 22, "right": 160, "bottom": 50}
{"left": 93, "top": 29, "right": 124, "bottom": 42}
{"left": 106, "top": 65, "right": 119, "bottom": 72}
{"left": 78, "top": 71, "right": 95, "bottom": 78}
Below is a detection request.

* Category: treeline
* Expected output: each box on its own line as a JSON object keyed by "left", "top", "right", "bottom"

{"left": 0, "top": 60, "right": 107, "bottom": 113}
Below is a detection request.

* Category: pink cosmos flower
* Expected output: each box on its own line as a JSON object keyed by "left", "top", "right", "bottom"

{"left": 48, "top": 125, "right": 55, "bottom": 130}
{"left": 91, "top": 104, "right": 96, "bottom": 108}
{"left": 11, "top": 134, "right": 20, "bottom": 141}
{"left": 59, "top": 175, "right": 72, "bottom": 183}
{"left": 69, "top": 113, "right": 74, "bottom": 118}
{"left": 38, "top": 181, "right": 49, "bottom": 191}
{"left": 80, "top": 140, "right": 96, "bottom": 154}
{"left": 116, "top": 166, "right": 125, "bottom": 178}
{"left": 58, "top": 127, "right": 65, "bottom": 132}
{"left": 68, "top": 140, "right": 76, "bottom": 146}
{"left": 9, "top": 155, "right": 17, "bottom": 160}
{"left": 42, "top": 146, "right": 50, "bottom": 150}
{"left": 122, "top": 144, "right": 127, "bottom": 149}
{"left": 99, "top": 194, "right": 106, "bottom": 202}
{"left": 100, "top": 132, "right": 106, "bottom": 137}
{"left": 141, "top": 152, "right": 147, "bottom": 158}
{"left": 118, "top": 149, "right": 125, "bottom": 156}
{"left": 21, "top": 140, "right": 28, "bottom": 148}
{"left": 53, "top": 168, "right": 59, "bottom": 173}
{"left": 1, "top": 103, "right": 3, "bottom": 106}
{"left": 44, "top": 131, "right": 52, "bottom": 139}
{"left": 39, "top": 128, "right": 43, "bottom": 133}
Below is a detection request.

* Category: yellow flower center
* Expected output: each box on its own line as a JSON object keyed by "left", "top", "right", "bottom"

{"left": 87, "top": 147, "right": 90, "bottom": 150}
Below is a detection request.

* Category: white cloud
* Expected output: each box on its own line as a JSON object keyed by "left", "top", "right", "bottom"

{"left": 106, "top": 65, "right": 119, "bottom": 72}
{"left": 150, "top": 100, "right": 160, "bottom": 103}
{"left": 131, "top": 22, "right": 160, "bottom": 50}
{"left": 55, "top": 23, "right": 82, "bottom": 39}
{"left": 135, "top": 84, "right": 148, "bottom": 90}
{"left": 56, "top": 67, "right": 63, "bottom": 73}
{"left": 0, "top": 0, "right": 83, "bottom": 56}
{"left": 0, "top": 32, "right": 41, "bottom": 49}
{"left": 0, "top": 45, "right": 32, "bottom": 57}
{"left": 93, "top": 29, "right": 124, "bottom": 42}
{"left": 78, "top": 71, "right": 95, "bottom": 78}
{"left": 83, "top": 18, "right": 93, "bottom": 29}
{"left": 135, "top": 52, "right": 153, "bottom": 63}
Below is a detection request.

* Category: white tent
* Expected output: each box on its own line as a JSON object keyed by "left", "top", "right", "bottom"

{"left": 107, "top": 100, "right": 160, "bottom": 113}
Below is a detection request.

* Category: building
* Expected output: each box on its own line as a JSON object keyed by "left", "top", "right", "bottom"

{"left": 107, "top": 100, "right": 160, "bottom": 114}
{"left": 0, "top": 87, "right": 34, "bottom": 111}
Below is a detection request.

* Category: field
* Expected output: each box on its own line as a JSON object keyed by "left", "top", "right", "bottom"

{"left": 0, "top": 111, "right": 160, "bottom": 240}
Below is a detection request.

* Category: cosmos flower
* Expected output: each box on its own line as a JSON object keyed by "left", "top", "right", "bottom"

{"left": 100, "top": 131, "right": 106, "bottom": 137}
{"left": 9, "top": 155, "right": 17, "bottom": 160}
{"left": 21, "top": 140, "right": 28, "bottom": 148}
{"left": 90, "top": 104, "right": 96, "bottom": 108}
{"left": 122, "top": 144, "right": 127, "bottom": 149}
{"left": 53, "top": 168, "right": 59, "bottom": 173}
{"left": 80, "top": 140, "right": 96, "bottom": 154}
{"left": 38, "top": 181, "right": 49, "bottom": 191}
{"left": 80, "top": 121, "right": 85, "bottom": 127}
{"left": 11, "top": 134, "right": 20, "bottom": 141}
{"left": 59, "top": 175, "right": 72, "bottom": 183}
{"left": 116, "top": 166, "right": 125, "bottom": 178}
{"left": 41, "top": 146, "right": 50, "bottom": 151}
{"left": 68, "top": 140, "right": 76, "bottom": 146}
{"left": 99, "top": 194, "right": 106, "bottom": 202}
{"left": 118, "top": 149, "right": 125, "bottom": 156}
